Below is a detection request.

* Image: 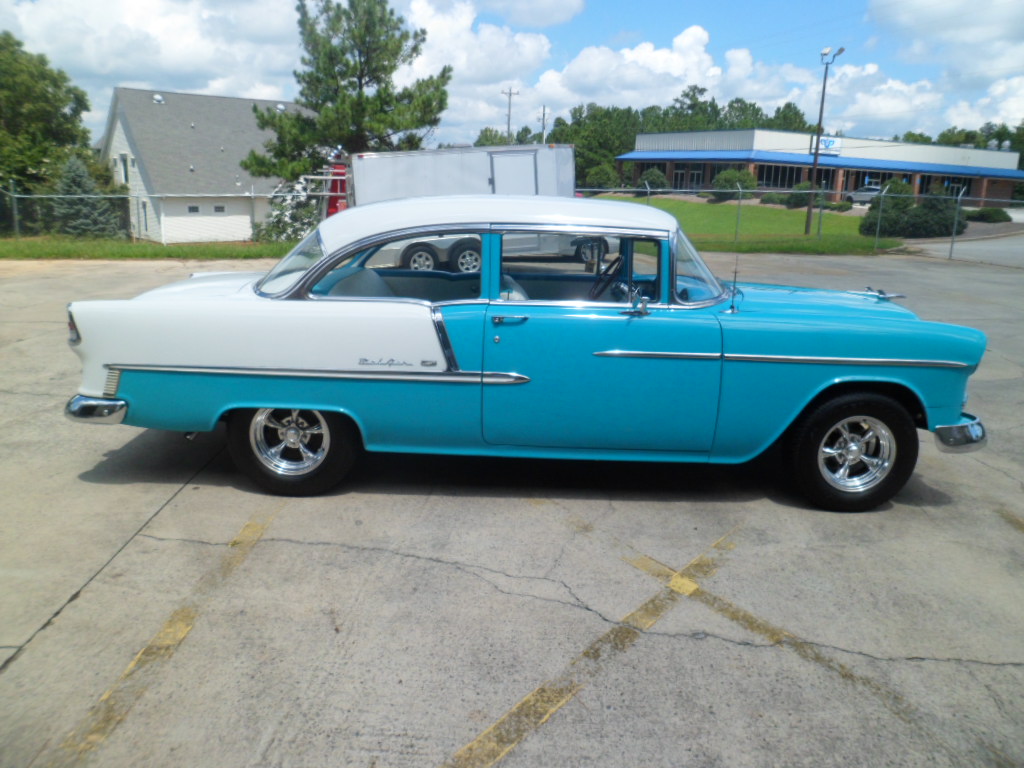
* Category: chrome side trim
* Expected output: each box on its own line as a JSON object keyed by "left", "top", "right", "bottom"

{"left": 724, "top": 353, "right": 970, "bottom": 369}
{"left": 431, "top": 308, "right": 460, "bottom": 371}
{"left": 594, "top": 350, "right": 722, "bottom": 361}
{"left": 109, "top": 363, "right": 528, "bottom": 385}
{"left": 65, "top": 395, "right": 127, "bottom": 424}
{"left": 934, "top": 414, "right": 986, "bottom": 453}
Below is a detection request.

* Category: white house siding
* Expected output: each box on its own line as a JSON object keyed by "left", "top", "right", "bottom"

{"left": 106, "top": 117, "right": 165, "bottom": 243}
{"left": 159, "top": 197, "right": 263, "bottom": 244}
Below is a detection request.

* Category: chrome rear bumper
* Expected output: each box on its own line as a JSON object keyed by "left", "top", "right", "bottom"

{"left": 65, "top": 395, "right": 127, "bottom": 425}
{"left": 934, "top": 413, "right": 986, "bottom": 453}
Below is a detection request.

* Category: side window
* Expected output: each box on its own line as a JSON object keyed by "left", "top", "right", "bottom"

{"left": 497, "top": 232, "right": 661, "bottom": 304}
{"left": 313, "top": 233, "right": 483, "bottom": 302}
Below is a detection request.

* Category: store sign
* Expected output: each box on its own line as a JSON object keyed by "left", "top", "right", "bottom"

{"left": 818, "top": 136, "right": 843, "bottom": 155}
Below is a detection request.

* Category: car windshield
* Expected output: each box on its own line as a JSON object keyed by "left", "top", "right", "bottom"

{"left": 673, "top": 227, "right": 724, "bottom": 303}
{"left": 256, "top": 231, "right": 326, "bottom": 295}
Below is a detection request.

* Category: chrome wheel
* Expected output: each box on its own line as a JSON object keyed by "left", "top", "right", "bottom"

{"left": 789, "top": 393, "right": 917, "bottom": 511}
{"left": 249, "top": 408, "right": 330, "bottom": 477}
{"left": 451, "top": 245, "right": 481, "bottom": 273}
{"left": 403, "top": 246, "right": 438, "bottom": 270}
{"left": 818, "top": 415, "right": 895, "bottom": 492}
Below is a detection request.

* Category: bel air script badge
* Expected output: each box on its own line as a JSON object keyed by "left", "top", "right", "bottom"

{"left": 358, "top": 357, "right": 414, "bottom": 367}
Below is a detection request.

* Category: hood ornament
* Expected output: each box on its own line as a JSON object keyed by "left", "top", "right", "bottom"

{"left": 864, "top": 287, "right": 907, "bottom": 300}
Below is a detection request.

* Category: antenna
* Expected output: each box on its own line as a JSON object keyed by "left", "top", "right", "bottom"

{"left": 725, "top": 251, "right": 740, "bottom": 314}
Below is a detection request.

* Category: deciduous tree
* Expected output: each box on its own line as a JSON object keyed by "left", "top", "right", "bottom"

{"left": 0, "top": 32, "right": 90, "bottom": 193}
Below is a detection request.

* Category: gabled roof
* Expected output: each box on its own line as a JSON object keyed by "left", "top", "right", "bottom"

{"left": 617, "top": 149, "right": 1024, "bottom": 182}
{"left": 100, "top": 87, "right": 307, "bottom": 195}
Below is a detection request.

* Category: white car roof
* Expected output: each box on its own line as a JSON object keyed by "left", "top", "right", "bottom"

{"left": 316, "top": 195, "right": 678, "bottom": 254}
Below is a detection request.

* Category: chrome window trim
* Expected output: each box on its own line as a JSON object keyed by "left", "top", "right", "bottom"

{"left": 432, "top": 308, "right": 460, "bottom": 371}
{"left": 493, "top": 223, "right": 669, "bottom": 239}
{"left": 109, "top": 363, "right": 529, "bottom": 385}
{"left": 724, "top": 353, "right": 970, "bottom": 369}
{"left": 293, "top": 224, "right": 493, "bottom": 298}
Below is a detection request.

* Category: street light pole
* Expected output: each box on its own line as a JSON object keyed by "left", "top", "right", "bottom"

{"left": 804, "top": 46, "right": 844, "bottom": 235}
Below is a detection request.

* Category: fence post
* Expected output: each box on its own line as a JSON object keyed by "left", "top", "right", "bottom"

{"left": 817, "top": 190, "right": 825, "bottom": 239}
{"left": 734, "top": 183, "right": 743, "bottom": 242}
{"left": 948, "top": 186, "right": 967, "bottom": 260}
{"left": 9, "top": 180, "right": 20, "bottom": 238}
{"left": 873, "top": 183, "right": 890, "bottom": 254}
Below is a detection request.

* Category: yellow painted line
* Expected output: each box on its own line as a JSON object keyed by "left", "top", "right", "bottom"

{"left": 997, "top": 508, "right": 1024, "bottom": 534}
{"left": 442, "top": 528, "right": 740, "bottom": 768}
{"left": 49, "top": 513, "right": 276, "bottom": 766}
{"left": 624, "top": 532, "right": 920, "bottom": 723}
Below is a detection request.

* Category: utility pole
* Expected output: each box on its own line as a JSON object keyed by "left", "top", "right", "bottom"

{"left": 538, "top": 105, "right": 548, "bottom": 142}
{"left": 502, "top": 88, "right": 519, "bottom": 143}
{"left": 804, "top": 46, "right": 844, "bottom": 235}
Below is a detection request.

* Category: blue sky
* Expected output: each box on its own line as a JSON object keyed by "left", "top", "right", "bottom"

{"left": 3, "top": 0, "right": 1022, "bottom": 147}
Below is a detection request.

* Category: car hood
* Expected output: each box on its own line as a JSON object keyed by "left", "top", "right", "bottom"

{"left": 133, "top": 271, "right": 265, "bottom": 300}
{"left": 731, "top": 282, "right": 919, "bottom": 320}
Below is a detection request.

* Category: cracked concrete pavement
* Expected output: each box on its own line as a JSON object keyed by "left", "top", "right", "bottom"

{"left": 0, "top": 253, "right": 1021, "bottom": 768}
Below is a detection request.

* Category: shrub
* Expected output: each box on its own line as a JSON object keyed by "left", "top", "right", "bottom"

{"left": 585, "top": 164, "right": 621, "bottom": 190}
{"left": 785, "top": 181, "right": 824, "bottom": 209}
{"left": 710, "top": 169, "right": 757, "bottom": 202}
{"left": 858, "top": 180, "right": 915, "bottom": 236}
{"left": 825, "top": 201, "right": 853, "bottom": 212}
{"left": 965, "top": 207, "right": 1012, "bottom": 223}
{"left": 760, "top": 192, "right": 787, "bottom": 206}
{"left": 635, "top": 167, "right": 669, "bottom": 196}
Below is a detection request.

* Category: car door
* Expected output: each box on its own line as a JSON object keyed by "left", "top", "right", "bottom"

{"left": 481, "top": 233, "right": 722, "bottom": 453}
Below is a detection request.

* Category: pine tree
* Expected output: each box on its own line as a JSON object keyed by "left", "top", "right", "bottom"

{"left": 52, "top": 156, "right": 122, "bottom": 238}
{"left": 243, "top": 0, "right": 452, "bottom": 181}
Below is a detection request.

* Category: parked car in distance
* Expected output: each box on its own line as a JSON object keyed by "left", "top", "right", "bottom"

{"left": 65, "top": 195, "right": 987, "bottom": 511}
{"left": 846, "top": 184, "right": 882, "bottom": 204}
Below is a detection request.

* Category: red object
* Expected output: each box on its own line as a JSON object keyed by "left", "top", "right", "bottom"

{"left": 326, "top": 164, "right": 348, "bottom": 216}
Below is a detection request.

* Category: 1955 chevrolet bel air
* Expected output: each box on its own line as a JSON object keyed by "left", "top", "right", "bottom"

{"left": 66, "top": 195, "right": 987, "bottom": 510}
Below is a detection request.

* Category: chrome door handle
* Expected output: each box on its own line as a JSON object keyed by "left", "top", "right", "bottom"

{"left": 492, "top": 315, "right": 529, "bottom": 325}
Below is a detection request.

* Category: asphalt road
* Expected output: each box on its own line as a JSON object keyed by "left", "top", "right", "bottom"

{"left": 0, "top": 253, "right": 1021, "bottom": 768}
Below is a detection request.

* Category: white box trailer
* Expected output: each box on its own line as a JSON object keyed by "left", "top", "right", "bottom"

{"left": 347, "top": 144, "right": 576, "bottom": 206}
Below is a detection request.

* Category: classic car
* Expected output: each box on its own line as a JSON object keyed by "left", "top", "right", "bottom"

{"left": 65, "top": 195, "right": 987, "bottom": 511}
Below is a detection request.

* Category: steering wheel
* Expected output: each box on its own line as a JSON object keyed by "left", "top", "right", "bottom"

{"left": 589, "top": 255, "right": 624, "bottom": 300}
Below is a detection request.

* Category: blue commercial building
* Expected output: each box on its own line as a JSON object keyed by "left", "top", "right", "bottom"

{"left": 618, "top": 129, "right": 1024, "bottom": 205}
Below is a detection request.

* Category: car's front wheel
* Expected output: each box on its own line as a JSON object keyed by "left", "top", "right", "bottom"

{"left": 788, "top": 393, "right": 918, "bottom": 511}
{"left": 228, "top": 408, "right": 357, "bottom": 496}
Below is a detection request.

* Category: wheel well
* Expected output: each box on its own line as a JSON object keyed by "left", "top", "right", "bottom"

{"left": 798, "top": 382, "right": 927, "bottom": 430}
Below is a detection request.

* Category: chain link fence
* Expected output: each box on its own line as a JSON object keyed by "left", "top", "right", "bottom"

{"left": 3, "top": 183, "right": 1020, "bottom": 260}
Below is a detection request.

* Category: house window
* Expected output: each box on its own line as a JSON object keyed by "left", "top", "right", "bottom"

{"left": 142, "top": 202, "right": 148, "bottom": 232}
{"left": 188, "top": 205, "right": 200, "bottom": 214}
{"left": 214, "top": 205, "right": 226, "bottom": 213}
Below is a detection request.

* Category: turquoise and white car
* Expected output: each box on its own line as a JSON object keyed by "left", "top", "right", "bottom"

{"left": 66, "top": 195, "right": 987, "bottom": 510}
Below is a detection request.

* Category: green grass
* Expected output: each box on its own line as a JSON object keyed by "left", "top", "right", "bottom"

{"left": 0, "top": 236, "right": 291, "bottom": 260}
{"left": 1, "top": 198, "right": 903, "bottom": 259}
{"left": 607, "top": 195, "right": 902, "bottom": 254}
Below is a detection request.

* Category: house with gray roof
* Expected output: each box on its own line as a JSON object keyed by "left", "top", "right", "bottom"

{"left": 99, "top": 87, "right": 302, "bottom": 243}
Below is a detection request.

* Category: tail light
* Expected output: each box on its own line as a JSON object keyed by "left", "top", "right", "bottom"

{"left": 67, "top": 308, "right": 81, "bottom": 345}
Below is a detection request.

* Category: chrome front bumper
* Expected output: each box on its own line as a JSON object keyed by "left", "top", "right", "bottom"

{"left": 65, "top": 395, "right": 127, "bottom": 425}
{"left": 934, "top": 413, "right": 986, "bottom": 453}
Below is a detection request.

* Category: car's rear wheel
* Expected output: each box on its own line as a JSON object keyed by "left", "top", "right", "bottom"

{"left": 788, "top": 393, "right": 918, "bottom": 511}
{"left": 448, "top": 240, "right": 482, "bottom": 273}
{"left": 228, "top": 408, "right": 357, "bottom": 496}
